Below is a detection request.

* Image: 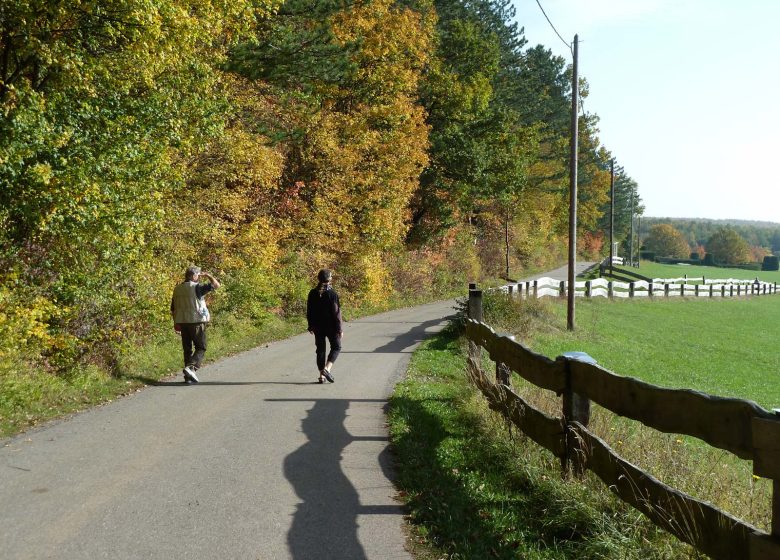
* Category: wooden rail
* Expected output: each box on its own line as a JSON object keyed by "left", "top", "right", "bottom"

{"left": 464, "top": 289, "right": 780, "bottom": 559}
{"left": 499, "top": 277, "right": 778, "bottom": 300}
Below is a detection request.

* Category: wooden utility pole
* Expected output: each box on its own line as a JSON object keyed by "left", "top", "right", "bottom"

{"left": 637, "top": 215, "right": 642, "bottom": 265}
{"left": 567, "top": 35, "right": 579, "bottom": 331}
{"left": 609, "top": 159, "right": 614, "bottom": 276}
{"left": 629, "top": 185, "right": 635, "bottom": 267}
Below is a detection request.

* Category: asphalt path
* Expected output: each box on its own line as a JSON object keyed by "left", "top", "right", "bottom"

{"left": 0, "top": 264, "right": 591, "bottom": 560}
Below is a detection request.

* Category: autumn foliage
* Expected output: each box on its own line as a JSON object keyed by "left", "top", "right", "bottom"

{"left": 1, "top": 0, "right": 633, "bottom": 378}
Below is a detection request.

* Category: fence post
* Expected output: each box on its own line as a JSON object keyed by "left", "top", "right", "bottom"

{"left": 680, "top": 283, "right": 684, "bottom": 297}
{"left": 585, "top": 280, "right": 592, "bottom": 298}
{"left": 561, "top": 353, "right": 593, "bottom": 478}
{"left": 648, "top": 281, "right": 654, "bottom": 297}
{"left": 737, "top": 284, "right": 741, "bottom": 296}
{"left": 559, "top": 280, "right": 565, "bottom": 298}
{"left": 533, "top": 280, "right": 538, "bottom": 298}
{"left": 709, "top": 284, "right": 714, "bottom": 297}
{"left": 730, "top": 285, "right": 734, "bottom": 297}
{"left": 508, "top": 284, "right": 514, "bottom": 298}
{"left": 629, "top": 282, "right": 635, "bottom": 298}
{"left": 695, "top": 284, "right": 700, "bottom": 297}
{"left": 608, "top": 281, "right": 614, "bottom": 299}
{"left": 468, "top": 288, "right": 483, "bottom": 322}
{"left": 468, "top": 288, "right": 483, "bottom": 364}
{"left": 664, "top": 283, "right": 670, "bottom": 297}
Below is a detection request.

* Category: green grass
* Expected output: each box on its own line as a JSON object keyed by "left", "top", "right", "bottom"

{"left": 514, "top": 296, "right": 780, "bottom": 410}
{"left": 618, "top": 261, "right": 780, "bottom": 284}
{"left": 389, "top": 327, "right": 691, "bottom": 559}
{"left": 480, "top": 293, "right": 774, "bottom": 533}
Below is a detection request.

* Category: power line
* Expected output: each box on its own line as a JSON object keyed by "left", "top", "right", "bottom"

{"left": 534, "top": 0, "right": 572, "bottom": 53}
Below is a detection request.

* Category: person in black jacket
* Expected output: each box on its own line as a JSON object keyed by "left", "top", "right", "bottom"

{"left": 306, "top": 269, "right": 343, "bottom": 383}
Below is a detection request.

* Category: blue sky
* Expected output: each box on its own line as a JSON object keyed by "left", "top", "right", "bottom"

{"left": 512, "top": 0, "right": 780, "bottom": 223}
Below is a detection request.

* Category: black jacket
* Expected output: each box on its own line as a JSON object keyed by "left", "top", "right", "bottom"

{"left": 306, "top": 285, "right": 343, "bottom": 334}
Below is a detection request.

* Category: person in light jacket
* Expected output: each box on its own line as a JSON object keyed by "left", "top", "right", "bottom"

{"left": 306, "top": 269, "right": 343, "bottom": 383}
{"left": 171, "top": 266, "right": 220, "bottom": 384}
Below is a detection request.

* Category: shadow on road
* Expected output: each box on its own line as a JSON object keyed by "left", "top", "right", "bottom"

{"left": 340, "top": 317, "right": 453, "bottom": 355}
{"left": 270, "top": 398, "right": 402, "bottom": 560}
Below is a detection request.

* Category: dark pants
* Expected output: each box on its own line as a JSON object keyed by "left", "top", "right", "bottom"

{"left": 314, "top": 332, "right": 341, "bottom": 371}
{"left": 180, "top": 323, "right": 207, "bottom": 369}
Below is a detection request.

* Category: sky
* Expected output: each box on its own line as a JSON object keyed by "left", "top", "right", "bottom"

{"left": 512, "top": 0, "right": 780, "bottom": 224}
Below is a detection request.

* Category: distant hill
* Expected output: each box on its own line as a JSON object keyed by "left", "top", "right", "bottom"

{"left": 645, "top": 217, "right": 780, "bottom": 229}
{"left": 641, "top": 217, "right": 780, "bottom": 252}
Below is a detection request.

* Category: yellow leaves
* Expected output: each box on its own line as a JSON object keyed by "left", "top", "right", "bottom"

{"left": 0, "top": 287, "right": 60, "bottom": 359}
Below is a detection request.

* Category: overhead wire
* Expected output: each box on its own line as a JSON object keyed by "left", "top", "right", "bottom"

{"left": 532, "top": 0, "right": 587, "bottom": 116}
{"left": 534, "top": 0, "right": 572, "bottom": 54}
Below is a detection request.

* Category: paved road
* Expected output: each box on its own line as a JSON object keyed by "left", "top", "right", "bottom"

{"left": 0, "top": 265, "right": 590, "bottom": 560}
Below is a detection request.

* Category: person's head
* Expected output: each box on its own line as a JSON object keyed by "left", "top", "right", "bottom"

{"left": 317, "top": 269, "right": 333, "bottom": 284}
{"left": 185, "top": 266, "right": 201, "bottom": 282}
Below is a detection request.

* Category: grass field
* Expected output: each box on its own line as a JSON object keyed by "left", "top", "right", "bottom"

{"left": 478, "top": 292, "right": 775, "bottom": 534}
{"left": 512, "top": 296, "right": 780, "bottom": 410}
{"left": 616, "top": 260, "right": 780, "bottom": 284}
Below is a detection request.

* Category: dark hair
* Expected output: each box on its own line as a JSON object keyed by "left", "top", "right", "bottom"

{"left": 317, "top": 269, "right": 332, "bottom": 294}
{"left": 185, "top": 266, "right": 201, "bottom": 281}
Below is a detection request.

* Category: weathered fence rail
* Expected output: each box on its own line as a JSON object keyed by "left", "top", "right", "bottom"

{"left": 464, "top": 289, "right": 780, "bottom": 559}
{"left": 499, "top": 277, "right": 778, "bottom": 300}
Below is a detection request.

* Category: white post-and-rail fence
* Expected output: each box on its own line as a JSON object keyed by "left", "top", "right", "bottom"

{"left": 465, "top": 288, "right": 780, "bottom": 560}
{"left": 497, "top": 277, "right": 778, "bottom": 300}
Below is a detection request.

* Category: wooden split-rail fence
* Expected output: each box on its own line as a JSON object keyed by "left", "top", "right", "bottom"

{"left": 465, "top": 288, "right": 780, "bottom": 560}
{"left": 500, "top": 277, "right": 778, "bottom": 300}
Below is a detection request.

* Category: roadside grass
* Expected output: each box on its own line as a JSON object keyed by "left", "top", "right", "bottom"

{"left": 390, "top": 326, "right": 691, "bottom": 559}
{"left": 480, "top": 292, "right": 775, "bottom": 533}
{"left": 614, "top": 261, "right": 780, "bottom": 284}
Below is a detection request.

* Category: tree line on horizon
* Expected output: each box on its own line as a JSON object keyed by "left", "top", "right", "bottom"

{"left": 641, "top": 221, "right": 777, "bottom": 268}
{"left": 0, "top": 0, "right": 640, "bottom": 376}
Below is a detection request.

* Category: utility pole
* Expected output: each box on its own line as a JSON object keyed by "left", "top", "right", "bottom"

{"left": 637, "top": 215, "right": 642, "bottom": 266}
{"left": 609, "top": 159, "right": 614, "bottom": 276}
{"left": 567, "top": 34, "right": 579, "bottom": 331}
{"left": 629, "top": 186, "right": 635, "bottom": 267}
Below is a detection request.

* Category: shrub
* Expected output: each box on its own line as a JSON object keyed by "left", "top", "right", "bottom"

{"left": 689, "top": 252, "right": 700, "bottom": 260}
{"left": 640, "top": 251, "right": 655, "bottom": 261}
{"left": 762, "top": 255, "right": 779, "bottom": 271}
{"left": 703, "top": 253, "right": 715, "bottom": 266}
{"left": 729, "top": 262, "right": 762, "bottom": 271}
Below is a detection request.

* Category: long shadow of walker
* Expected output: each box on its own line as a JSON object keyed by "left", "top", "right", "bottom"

{"left": 342, "top": 316, "right": 454, "bottom": 355}
{"left": 270, "top": 398, "right": 402, "bottom": 560}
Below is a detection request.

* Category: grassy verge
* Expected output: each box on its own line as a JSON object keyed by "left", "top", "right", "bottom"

{"left": 389, "top": 326, "right": 692, "bottom": 559}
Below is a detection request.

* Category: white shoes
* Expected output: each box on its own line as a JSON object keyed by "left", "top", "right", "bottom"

{"left": 183, "top": 366, "right": 199, "bottom": 384}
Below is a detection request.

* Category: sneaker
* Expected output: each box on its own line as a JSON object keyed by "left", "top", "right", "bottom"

{"left": 183, "top": 366, "right": 199, "bottom": 384}
{"left": 323, "top": 369, "right": 334, "bottom": 383}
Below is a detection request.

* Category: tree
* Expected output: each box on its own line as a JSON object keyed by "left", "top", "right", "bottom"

{"left": 706, "top": 228, "right": 750, "bottom": 264}
{"left": 643, "top": 224, "right": 690, "bottom": 258}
